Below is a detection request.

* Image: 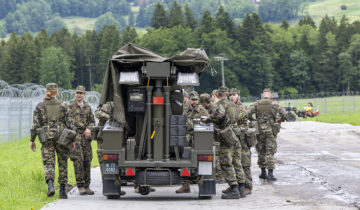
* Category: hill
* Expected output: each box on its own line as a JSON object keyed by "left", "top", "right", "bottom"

{"left": 303, "top": 0, "right": 360, "bottom": 24}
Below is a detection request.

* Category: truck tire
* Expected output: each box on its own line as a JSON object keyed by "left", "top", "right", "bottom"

{"left": 286, "top": 112, "right": 296, "bottom": 122}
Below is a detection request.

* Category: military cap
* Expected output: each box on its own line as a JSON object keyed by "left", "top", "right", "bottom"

{"left": 46, "top": 83, "right": 58, "bottom": 90}
{"left": 183, "top": 90, "right": 189, "bottom": 97}
{"left": 217, "top": 86, "right": 229, "bottom": 93}
{"left": 76, "top": 85, "right": 86, "bottom": 93}
{"left": 200, "top": 93, "right": 211, "bottom": 103}
{"left": 189, "top": 91, "right": 199, "bottom": 100}
{"left": 229, "top": 88, "right": 240, "bottom": 95}
{"left": 263, "top": 88, "right": 272, "bottom": 93}
{"left": 211, "top": 90, "right": 218, "bottom": 96}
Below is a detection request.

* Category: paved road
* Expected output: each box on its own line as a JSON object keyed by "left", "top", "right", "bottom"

{"left": 43, "top": 122, "right": 360, "bottom": 210}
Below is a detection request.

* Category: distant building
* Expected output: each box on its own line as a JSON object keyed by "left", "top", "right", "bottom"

{"left": 248, "top": 0, "right": 261, "bottom": 6}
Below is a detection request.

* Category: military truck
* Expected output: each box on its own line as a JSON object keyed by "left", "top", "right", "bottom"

{"left": 98, "top": 43, "right": 216, "bottom": 199}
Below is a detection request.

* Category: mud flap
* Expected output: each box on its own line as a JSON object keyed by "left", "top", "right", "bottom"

{"left": 198, "top": 179, "right": 216, "bottom": 197}
{"left": 103, "top": 178, "right": 121, "bottom": 196}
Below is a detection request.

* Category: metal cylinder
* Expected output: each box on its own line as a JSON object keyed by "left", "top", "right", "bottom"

{"left": 164, "top": 86, "right": 171, "bottom": 160}
{"left": 146, "top": 86, "right": 153, "bottom": 160}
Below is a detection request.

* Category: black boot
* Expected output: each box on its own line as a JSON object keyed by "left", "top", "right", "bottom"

{"left": 59, "top": 184, "right": 68, "bottom": 199}
{"left": 259, "top": 168, "right": 267, "bottom": 179}
{"left": 46, "top": 179, "right": 55, "bottom": 197}
{"left": 267, "top": 169, "right": 277, "bottom": 181}
{"left": 238, "top": 183, "right": 246, "bottom": 198}
{"left": 221, "top": 185, "right": 240, "bottom": 199}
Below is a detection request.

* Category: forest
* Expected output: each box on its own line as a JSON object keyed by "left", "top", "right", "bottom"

{"left": 1, "top": 1, "right": 360, "bottom": 96}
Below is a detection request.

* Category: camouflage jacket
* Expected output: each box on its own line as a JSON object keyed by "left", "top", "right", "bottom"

{"left": 234, "top": 100, "right": 248, "bottom": 128}
{"left": 69, "top": 101, "right": 95, "bottom": 133}
{"left": 205, "top": 102, "right": 217, "bottom": 116}
{"left": 183, "top": 101, "right": 190, "bottom": 114}
{"left": 186, "top": 105, "right": 209, "bottom": 132}
{"left": 208, "top": 98, "right": 238, "bottom": 130}
{"left": 95, "top": 102, "right": 113, "bottom": 126}
{"left": 247, "top": 98, "right": 286, "bottom": 125}
{"left": 30, "top": 98, "right": 73, "bottom": 142}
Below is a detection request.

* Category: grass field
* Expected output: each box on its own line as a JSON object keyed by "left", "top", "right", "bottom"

{"left": 62, "top": 16, "right": 97, "bottom": 33}
{"left": 0, "top": 139, "right": 99, "bottom": 210}
{"left": 303, "top": 0, "right": 360, "bottom": 23}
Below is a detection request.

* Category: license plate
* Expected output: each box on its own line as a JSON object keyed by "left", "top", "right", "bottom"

{"left": 198, "top": 162, "right": 212, "bottom": 175}
{"left": 104, "top": 162, "right": 118, "bottom": 174}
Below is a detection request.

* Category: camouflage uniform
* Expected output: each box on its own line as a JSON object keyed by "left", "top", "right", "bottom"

{"left": 200, "top": 93, "right": 223, "bottom": 181}
{"left": 247, "top": 89, "right": 286, "bottom": 170}
{"left": 69, "top": 86, "right": 95, "bottom": 190}
{"left": 230, "top": 88, "right": 253, "bottom": 191}
{"left": 94, "top": 101, "right": 114, "bottom": 174}
{"left": 207, "top": 88, "right": 245, "bottom": 187}
{"left": 30, "top": 84, "right": 73, "bottom": 185}
{"left": 185, "top": 92, "right": 209, "bottom": 143}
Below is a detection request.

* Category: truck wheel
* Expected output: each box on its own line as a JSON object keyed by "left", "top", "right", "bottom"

{"left": 286, "top": 112, "right": 296, "bottom": 122}
{"left": 139, "top": 185, "right": 150, "bottom": 195}
{"left": 106, "top": 195, "right": 120, "bottom": 199}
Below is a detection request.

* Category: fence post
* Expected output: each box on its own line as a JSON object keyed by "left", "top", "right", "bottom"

{"left": 342, "top": 94, "right": 345, "bottom": 113}
{"left": 324, "top": 97, "right": 327, "bottom": 114}
{"left": 354, "top": 94, "right": 356, "bottom": 113}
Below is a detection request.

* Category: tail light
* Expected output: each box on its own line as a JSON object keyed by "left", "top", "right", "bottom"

{"left": 102, "top": 154, "right": 118, "bottom": 160}
{"left": 125, "top": 168, "right": 135, "bottom": 176}
{"left": 197, "top": 155, "right": 213, "bottom": 162}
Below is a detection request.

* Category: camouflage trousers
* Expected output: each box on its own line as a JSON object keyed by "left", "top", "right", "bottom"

{"left": 214, "top": 141, "right": 223, "bottom": 180}
{"left": 70, "top": 134, "right": 93, "bottom": 188}
{"left": 219, "top": 143, "right": 245, "bottom": 186}
{"left": 41, "top": 138, "right": 69, "bottom": 184}
{"left": 97, "top": 139, "right": 103, "bottom": 176}
{"left": 256, "top": 130, "right": 277, "bottom": 170}
{"left": 240, "top": 138, "right": 252, "bottom": 190}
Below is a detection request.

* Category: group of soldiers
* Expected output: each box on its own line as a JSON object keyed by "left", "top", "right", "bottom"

{"left": 30, "top": 82, "right": 286, "bottom": 200}
{"left": 30, "top": 83, "right": 96, "bottom": 198}
{"left": 180, "top": 86, "right": 286, "bottom": 199}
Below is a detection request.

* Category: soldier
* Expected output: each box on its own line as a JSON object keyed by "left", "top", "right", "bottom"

{"left": 204, "top": 86, "right": 246, "bottom": 199}
{"left": 228, "top": 88, "right": 252, "bottom": 195}
{"left": 211, "top": 89, "right": 218, "bottom": 104}
{"left": 247, "top": 88, "right": 286, "bottom": 181}
{"left": 200, "top": 93, "right": 224, "bottom": 183}
{"left": 30, "top": 83, "right": 74, "bottom": 199}
{"left": 69, "top": 85, "right": 95, "bottom": 195}
{"left": 176, "top": 91, "right": 209, "bottom": 193}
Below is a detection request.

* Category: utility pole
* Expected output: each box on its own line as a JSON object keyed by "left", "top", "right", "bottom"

{"left": 214, "top": 55, "right": 229, "bottom": 87}
{"left": 88, "top": 56, "right": 92, "bottom": 91}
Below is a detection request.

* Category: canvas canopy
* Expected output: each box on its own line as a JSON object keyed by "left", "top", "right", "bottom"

{"left": 99, "top": 43, "right": 210, "bottom": 129}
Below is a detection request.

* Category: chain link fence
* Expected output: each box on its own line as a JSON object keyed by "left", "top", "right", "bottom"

{"left": 0, "top": 80, "right": 100, "bottom": 144}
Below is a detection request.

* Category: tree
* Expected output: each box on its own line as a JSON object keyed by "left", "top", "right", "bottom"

{"left": 258, "top": 0, "right": 304, "bottom": 22}
{"left": 168, "top": 1, "right": 184, "bottom": 28}
{"left": 338, "top": 52, "right": 354, "bottom": 91}
{"left": 215, "top": 6, "right": 235, "bottom": 38}
{"left": 40, "top": 46, "right": 73, "bottom": 89}
{"left": 280, "top": 19, "right": 289, "bottom": 30}
{"left": 95, "top": 12, "right": 126, "bottom": 32}
{"left": 45, "top": 16, "right": 65, "bottom": 34}
{"left": 299, "top": 15, "right": 316, "bottom": 28}
{"left": 196, "top": 10, "right": 216, "bottom": 36}
{"left": 289, "top": 50, "right": 310, "bottom": 92}
{"left": 184, "top": 3, "right": 197, "bottom": 30}
{"left": 0, "top": 25, "right": 6, "bottom": 38}
{"left": 122, "top": 26, "right": 138, "bottom": 45}
{"left": 128, "top": 11, "right": 134, "bottom": 26}
{"left": 151, "top": 2, "right": 168, "bottom": 29}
